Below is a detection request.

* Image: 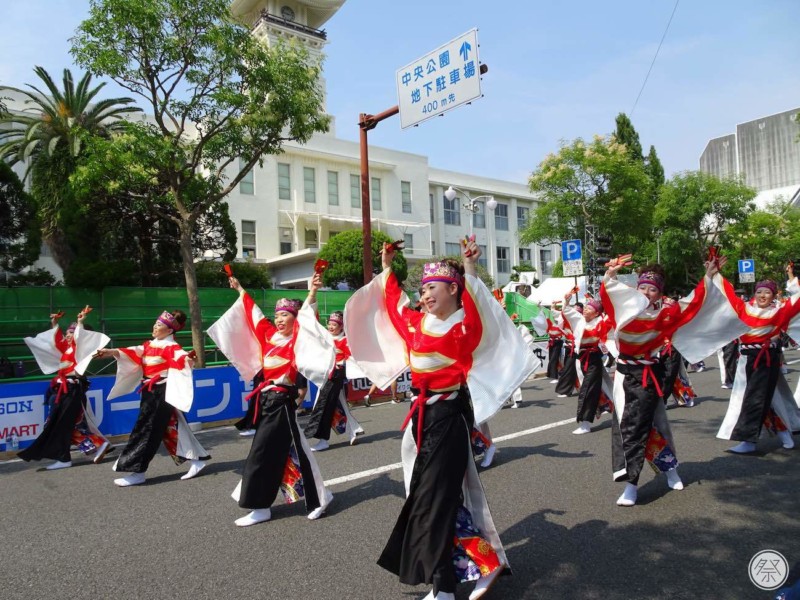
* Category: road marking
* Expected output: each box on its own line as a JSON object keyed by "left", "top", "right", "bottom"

{"left": 322, "top": 417, "right": 575, "bottom": 488}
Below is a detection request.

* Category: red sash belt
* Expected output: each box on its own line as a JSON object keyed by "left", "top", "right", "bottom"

{"left": 401, "top": 388, "right": 460, "bottom": 452}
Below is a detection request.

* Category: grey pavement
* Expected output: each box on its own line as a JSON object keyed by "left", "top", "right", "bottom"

{"left": 1, "top": 364, "right": 799, "bottom": 600}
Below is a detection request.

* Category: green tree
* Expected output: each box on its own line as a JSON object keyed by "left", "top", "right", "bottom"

{"left": 521, "top": 135, "right": 653, "bottom": 255}
{"left": 317, "top": 230, "right": 407, "bottom": 290}
{"left": 405, "top": 256, "right": 494, "bottom": 296}
{"left": 0, "top": 161, "right": 41, "bottom": 273}
{"left": 644, "top": 145, "right": 665, "bottom": 189}
{"left": 71, "top": 0, "right": 330, "bottom": 364}
{"left": 0, "top": 67, "right": 140, "bottom": 269}
{"left": 71, "top": 124, "right": 237, "bottom": 286}
{"left": 654, "top": 171, "right": 755, "bottom": 289}
{"left": 614, "top": 113, "right": 643, "bottom": 161}
{"left": 195, "top": 259, "right": 271, "bottom": 289}
{"left": 724, "top": 200, "right": 800, "bottom": 286}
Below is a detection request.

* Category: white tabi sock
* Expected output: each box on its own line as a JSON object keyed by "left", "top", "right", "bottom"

{"left": 616, "top": 483, "right": 638, "bottom": 507}
{"left": 729, "top": 441, "right": 757, "bottom": 454}
{"left": 777, "top": 430, "right": 795, "bottom": 449}
{"left": 665, "top": 468, "right": 684, "bottom": 490}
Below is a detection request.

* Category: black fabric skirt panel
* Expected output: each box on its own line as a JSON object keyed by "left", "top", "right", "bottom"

{"left": 576, "top": 351, "right": 604, "bottom": 423}
{"left": 115, "top": 385, "right": 174, "bottom": 473}
{"left": 304, "top": 367, "right": 345, "bottom": 440}
{"left": 659, "top": 350, "right": 683, "bottom": 402}
{"left": 19, "top": 380, "right": 88, "bottom": 463}
{"left": 547, "top": 340, "right": 563, "bottom": 379}
{"left": 722, "top": 340, "right": 738, "bottom": 386}
{"left": 239, "top": 387, "right": 322, "bottom": 512}
{"left": 377, "top": 392, "right": 472, "bottom": 594}
{"left": 731, "top": 348, "right": 781, "bottom": 442}
{"left": 235, "top": 371, "right": 263, "bottom": 430}
{"left": 611, "top": 362, "right": 665, "bottom": 485}
{"left": 555, "top": 347, "right": 577, "bottom": 396}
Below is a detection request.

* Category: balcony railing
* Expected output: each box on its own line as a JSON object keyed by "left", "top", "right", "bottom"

{"left": 254, "top": 10, "right": 327, "bottom": 40}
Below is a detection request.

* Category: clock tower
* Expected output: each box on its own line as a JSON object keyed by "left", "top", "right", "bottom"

{"left": 230, "top": 0, "right": 344, "bottom": 108}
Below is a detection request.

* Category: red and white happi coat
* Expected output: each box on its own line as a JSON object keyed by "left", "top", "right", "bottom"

{"left": 599, "top": 273, "right": 747, "bottom": 365}
{"left": 206, "top": 292, "right": 334, "bottom": 393}
{"left": 107, "top": 336, "right": 194, "bottom": 412}
{"left": 715, "top": 277, "right": 800, "bottom": 437}
{"left": 345, "top": 268, "right": 537, "bottom": 426}
{"left": 25, "top": 324, "right": 110, "bottom": 380}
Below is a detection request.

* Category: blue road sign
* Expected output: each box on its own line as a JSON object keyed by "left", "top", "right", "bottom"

{"left": 738, "top": 259, "right": 755, "bottom": 273}
{"left": 561, "top": 239, "right": 582, "bottom": 262}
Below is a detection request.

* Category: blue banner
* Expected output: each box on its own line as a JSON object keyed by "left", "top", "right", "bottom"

{"left": 0, "top": 366, "right": 316, "bottom": 451}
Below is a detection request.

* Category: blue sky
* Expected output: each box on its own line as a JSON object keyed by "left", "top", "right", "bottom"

{"left": 2, "top": 0, "right": 799, "bottom": 185}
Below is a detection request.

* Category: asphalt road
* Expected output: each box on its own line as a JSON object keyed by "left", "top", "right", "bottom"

{"left": 2, "top": 363, "right": 799, "bottom": 600}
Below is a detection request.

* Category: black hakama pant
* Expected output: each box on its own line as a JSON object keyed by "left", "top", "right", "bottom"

{"left": 19, "top": 378, "right": 89, "bottom": 463}
{"left": 721, "top": 340, "right": 738, "bottom": 387}
{"left": 304, "top": 367, "right": 346, "bottom": 441}
{"left": 547, "top": 339, "right": 563, "bottom": 380}
{"left": 115, "top": 383, "right": 176, "bottom": 473}
{"left": 555, "top": 344, "right": 578, "bottom": 396}
{"left": 377, "top": 391, "right": 472, "bottom": 595}
{"left": 659, "top": 348, "right": 683, "bottom": 403}
{"left": 576, "top": 349, "right": 604, "bottom": 423}
{"left": 730, "top": 347, "right": 781, "bottom": 443}
{"left": 611, "top": 361, "right": 665, "bottom": 485}
{"left": 239, "top": 387, "right": 322, "bottom": 512}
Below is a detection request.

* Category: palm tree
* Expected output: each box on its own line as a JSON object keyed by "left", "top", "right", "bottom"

{"left": 0, "top": 67, "right": 140, "bottom": 269}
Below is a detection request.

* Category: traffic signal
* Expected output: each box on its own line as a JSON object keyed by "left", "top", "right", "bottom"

{"left": 595, "top": 234, "right": 613, "bottom": 266}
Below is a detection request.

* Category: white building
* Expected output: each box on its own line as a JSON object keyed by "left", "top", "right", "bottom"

{"left": 227, "top": 0, "right": 555, "bottom": 288}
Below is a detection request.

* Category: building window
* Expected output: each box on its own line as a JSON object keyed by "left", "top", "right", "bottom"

{"left": 327, "top": 171, "right": 339, "bottom": 206}
{"left": 472, "top": 201, "right": 486, "bottom": 229}
{"left": 431, "top": 240, "right": 436, "bottom": 255}
{"left": 495, "top": 203, "right": 509, "bottom": 231}
{"left": 429, "top": 193, "right": 435, "bottom": 223}
{"left": 444, "top": 195, "right": 461, "bottom": 226}
{"left": 401, "top": 181, "right": 412, "bottom": 213}
{"left": 540, "top": 248, "right": 553, "bottom": 275}
{"left": 242, "top": 220, "right": 256, "bottom": 258}
{"left": 239, "top": 158, "right": 254, "bottom": 195}
{"left": 303, "top": 167, "right": 316, "bottom": 203}
{"left": 519, "top": 247, "right": 532, "bottom": 263}
{"left": 404, "top": 233, "right": 413, "bottom": 254}
{"left": 280, "top": 227, "right": 293, "bottom": 255}
{"left": 478, "top": 245, "right": 488, "bottom": 269}
{"left": 371, "top": 177, "right": 382, "bottom": 211}
{"left": 517, "top": 206, "right": 529, "bottom": 230}
{"left": 350, "top": 174, "right": 360, "bottom": 208}
{"left": 305, "top": 229, "right": 318, "bottom": 249}
{"left": 278, "top": 163, "right": 290, "bottom": 200}
{"left": 445, "top": 242, "right": 461, "bottom": 256}
{"left": 497, "top": 246, "right": 510, "bottom": 273}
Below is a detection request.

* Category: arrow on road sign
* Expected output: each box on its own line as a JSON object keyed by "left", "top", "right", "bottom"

{"left": 460, "top": 41, "right": 472, "bottom": 61}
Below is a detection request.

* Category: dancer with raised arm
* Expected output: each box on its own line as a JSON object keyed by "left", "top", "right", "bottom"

{"left": 207, "top": 274, "right": 335, "bottom": 526}
{"left": 345, "top": 240, "right": 537, "bottom": 600}
{"left": 600, "top": 254, "right": 745, "bottom": 506}
{"left": 561, "top": 293, "right": 613, "bottom": 435}
{"left": 717, "top": 274, "right": 800, "bottom": 453}
{"left": 304, "top": 291, "right": 365, "bottom": 451}
{"left": 96, "top": 309, "right": 209, "bottom": 486}
{"left": 20, "top": 307, "right": 112, "bottom": 468}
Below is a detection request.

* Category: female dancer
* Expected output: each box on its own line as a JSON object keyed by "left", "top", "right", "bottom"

{"left": 717, "top": 278, "right": 800, "bottom": 453}
{"left": 600, "top": 256, "right": 743, "bottom": 506}
{"left": 545, "top": 300, "right": 564, "bottom": 383}
{"left": 345, "top": 241, "right": 536, "bottom": 600}
{"left": 305, "top": 303, "right": 365, "bottom": 451}
{"left": 20, "top": 307, "right": 112, "bottom": 468}
{"left": 561, "top": 294, "right": 613, "bottom": 434}
{"left": 207, "top": 277, "right": 334, "bottom": 526}
{"left": 97, "top": 310, "right": 209, "bottom": 486}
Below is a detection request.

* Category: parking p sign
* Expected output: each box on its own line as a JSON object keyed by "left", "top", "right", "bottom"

{"left": 738, "top": 259, "right": 755, "bottom": 283}
{"left": 562, "top": 239, "right": 582, "bottom": 277}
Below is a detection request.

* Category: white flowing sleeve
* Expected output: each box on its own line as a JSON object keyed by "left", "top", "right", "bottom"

{"left": 465, "top": 274, "right": 538, "bottom": 425}
{"left": 72, "top": 325, "right": 111, "bottom": 375}
{"left": 23, "top": 326, "right": 62, "bottom": 374}
{"left": 671, "top": 274, "right": 750, "bottom": 365}
{"left": 295, "top": 300, "right": 337, "bottom": 389}
{"left": 561, "top": 304, "right": 586, "bottom": 350}
{"left": 107, "top": 346, "right": 144, "bottom": 400}
{"left": 207, "top": 296, "right": 263, "bottom": 382}
{"left": 343, "top": 268, "right": 409, "bottom": 390}
{"left": 165, "top": 347, "right": 194, "bottom": 412}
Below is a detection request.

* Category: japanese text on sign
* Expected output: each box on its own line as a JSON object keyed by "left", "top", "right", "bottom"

{"left": 396, "top": 29, "right": 482, "bottom": 129}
